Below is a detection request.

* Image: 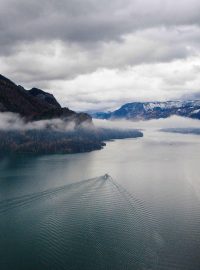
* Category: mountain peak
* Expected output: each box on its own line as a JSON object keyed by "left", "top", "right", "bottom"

{"left": 29, "top": 87, "right": 62, "bottom": 109}
{"left": 0, "top": 74, "right": 92, "bottom": 125}
{"left": 90, "top": 100, "right": 200, "bottom": 120}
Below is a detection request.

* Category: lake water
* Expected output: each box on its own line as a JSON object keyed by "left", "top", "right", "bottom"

{"left": 0, "top": 117, "right": 200, "bottom": 270}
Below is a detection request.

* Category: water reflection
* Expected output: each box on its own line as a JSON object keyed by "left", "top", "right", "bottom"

{"left": 0, "top": 117, "right": 200, "bottom": 269}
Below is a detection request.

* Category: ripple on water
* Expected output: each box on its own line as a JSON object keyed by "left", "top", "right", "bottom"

{"left": 0, "top": 175, "right": 160, "bottom": 270}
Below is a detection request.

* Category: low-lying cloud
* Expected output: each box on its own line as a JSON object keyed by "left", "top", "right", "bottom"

{"left": 94, "top": 116, "right": 200, "bottom": 130}
{"left": 0, "top": 112, "right": 77, "bottom": 131}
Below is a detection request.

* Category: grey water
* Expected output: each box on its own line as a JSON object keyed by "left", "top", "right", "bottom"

{"left": 0, "top": 118, "right": 200, "bottom": 269}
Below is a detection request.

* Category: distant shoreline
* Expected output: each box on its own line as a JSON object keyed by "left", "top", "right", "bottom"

{"left": 0, "top": 127, "right": 143, "bottom": 155}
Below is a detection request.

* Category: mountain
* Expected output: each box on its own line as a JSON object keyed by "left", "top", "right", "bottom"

{"left": 0, "top": 74, "right": 91, "bottom": 125}
{"left": 0, "top": 74, "right": 143, "bottom": 154}
{"left": 90, "top": 100, "right": 200, "bottom": 120}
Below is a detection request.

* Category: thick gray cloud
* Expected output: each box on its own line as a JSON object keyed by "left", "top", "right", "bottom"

{"left": 1, "top": 0, "right": 200, "bottom": 52}
{"left": 0, "top": 0, "right": 200, "bottom": 110}
{"left": 2, "top": 25, "right": 200, "bottom": 83}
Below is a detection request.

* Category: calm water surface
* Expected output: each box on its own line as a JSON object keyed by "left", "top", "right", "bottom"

{"left": 0, "top": 122, "right": 200, "bottom": 269}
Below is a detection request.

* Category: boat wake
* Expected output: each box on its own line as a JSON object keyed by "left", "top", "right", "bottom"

{"left": 0, "top": 175, "right": 160, "bottom": 270}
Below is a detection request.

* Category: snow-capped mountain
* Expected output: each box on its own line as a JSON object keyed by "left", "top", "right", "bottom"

{"left": 90, "top": 100, "right": 200, "bottom": 120}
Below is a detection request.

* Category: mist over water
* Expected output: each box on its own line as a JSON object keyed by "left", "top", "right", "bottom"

{"left": 0, "top": 117, "right": 200, "bottom": 269}
{"left": 94, "top": 115, "right": 200, "bottom": 130}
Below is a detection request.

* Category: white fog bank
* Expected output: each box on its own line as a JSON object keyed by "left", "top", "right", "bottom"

{"left": 94, "top": 116, "right": 200, "bottom": 131}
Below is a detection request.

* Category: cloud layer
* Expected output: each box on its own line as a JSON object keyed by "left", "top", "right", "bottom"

{"left": 1, "top": 0, "right": 200, "bottom": 110}
{"left": 0, "top": 112, "right": 77, "bottom": 131}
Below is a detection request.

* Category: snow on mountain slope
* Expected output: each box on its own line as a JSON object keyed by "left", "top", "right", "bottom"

{"left": 90, "top": 100, "right": 200, "bottom": 120}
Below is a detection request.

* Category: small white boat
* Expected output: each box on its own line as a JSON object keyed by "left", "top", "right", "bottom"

{"left": 103, "top": 174, "right": 109, "bottom": 180}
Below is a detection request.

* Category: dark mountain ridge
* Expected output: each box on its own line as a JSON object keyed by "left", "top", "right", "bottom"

{"left": 29, "top": 87, "right": 62, "bottom": 109}
{"left": 0, "top": 74, "right": 91, "bottom": 125}
{"left": 0, "top": 74, "right": 143, "bottom": 154}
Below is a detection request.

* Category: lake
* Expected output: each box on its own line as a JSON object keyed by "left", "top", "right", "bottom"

{"left": 0, "top": 117, "right": 200, "bottom": 270}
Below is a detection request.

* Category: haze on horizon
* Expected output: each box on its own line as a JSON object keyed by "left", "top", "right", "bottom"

{"left": 1, "top": 0, "right": 200, "bottom": 111}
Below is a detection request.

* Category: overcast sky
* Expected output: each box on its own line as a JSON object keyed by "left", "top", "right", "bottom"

{"left": 1, "top": 0, "right": 200, "bottom": 111}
